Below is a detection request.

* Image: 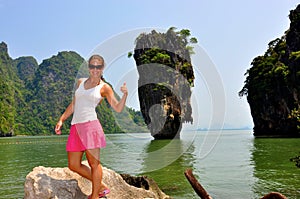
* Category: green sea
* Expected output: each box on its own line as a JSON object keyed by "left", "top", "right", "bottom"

{"left": 0, "top": 130, "right": 299, "bottom": 199}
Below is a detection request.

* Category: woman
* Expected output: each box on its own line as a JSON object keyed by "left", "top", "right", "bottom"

{"left": 55, "top": 54, "right": 128, "bottom": 199}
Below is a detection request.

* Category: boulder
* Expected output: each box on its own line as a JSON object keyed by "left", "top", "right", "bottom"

{"left": 24, "top": 161, "right": 170, "bottom": 199}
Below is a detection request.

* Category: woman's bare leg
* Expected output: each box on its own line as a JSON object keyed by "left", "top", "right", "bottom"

{"left": 68, "top": 150, "right": 107, "bottom": 198}
{"left": 68, "top": 151, "right": 92, "bottom": 181}
{"left": 86, "top": 148, "right": 103, "bottom": 199}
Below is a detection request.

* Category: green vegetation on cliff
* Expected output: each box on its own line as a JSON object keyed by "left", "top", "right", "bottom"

{"left": 0, "top": 42, "right": 146, "bottom": 136}
{"left": 239, "top": 5, "right": 300, "bottom": 137}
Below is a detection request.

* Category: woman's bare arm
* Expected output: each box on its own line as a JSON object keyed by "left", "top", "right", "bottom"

{"left": 54, "top": 79, "right": 83, "bottom": 134}
{"left": 102, "top": 82, "right": 128, "bottom": 113}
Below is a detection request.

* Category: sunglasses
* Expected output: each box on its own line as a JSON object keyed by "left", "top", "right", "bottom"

{"left": 88, "top": 64, "right": 104, "bottom": 70}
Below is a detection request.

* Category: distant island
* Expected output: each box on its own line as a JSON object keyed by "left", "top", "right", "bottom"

{"left": 196, "top": 127, "right": 252, "bottom": 131}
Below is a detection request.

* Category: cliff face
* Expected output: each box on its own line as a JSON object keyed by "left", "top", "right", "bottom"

{"left": 239, "top": 5, "right": 300, "bottom": 137}
{"left": 133, "top": 28, "right": 196, "bottom": 139}
{"left": 0, "top": 42, "right": 24, "bottom": 136}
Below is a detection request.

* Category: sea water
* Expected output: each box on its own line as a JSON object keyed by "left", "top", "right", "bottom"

{"left": 0, "top": 130, "right": 299, "bottom": 199}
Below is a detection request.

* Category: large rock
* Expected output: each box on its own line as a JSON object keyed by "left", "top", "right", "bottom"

{"left": 239, "top": 4, "right": 300, "bottom": 137}
{"left": 133, "top": 28, "right": 195, "bottom": 139}
{"left": 24, "top": 161, "right": 170, "bottom": 199}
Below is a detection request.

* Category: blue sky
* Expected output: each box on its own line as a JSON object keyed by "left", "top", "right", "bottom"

{"left": 1, "top": 0, "right": 299, "bottom": 130}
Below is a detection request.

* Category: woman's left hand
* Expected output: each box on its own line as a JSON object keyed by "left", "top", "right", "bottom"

{"left": 121, "top": 82, "right": 128, "bottom": 96}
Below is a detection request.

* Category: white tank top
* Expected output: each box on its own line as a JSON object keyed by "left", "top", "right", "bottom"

{"left": 71, "top": 78, "right": 105, "bottom": 124}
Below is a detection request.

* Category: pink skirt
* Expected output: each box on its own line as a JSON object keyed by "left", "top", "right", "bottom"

{"left": 66, "top": 120, "right": 106, "bottom": 152}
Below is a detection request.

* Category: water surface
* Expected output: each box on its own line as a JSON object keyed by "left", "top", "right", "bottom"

{"left": 0, "top": 130, "right": 299, "bottom": 199}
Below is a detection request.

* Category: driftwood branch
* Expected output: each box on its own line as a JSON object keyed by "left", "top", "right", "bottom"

{"left": 184, "top": 168, "right": 288, "bottom": 199}
{"left": 184, "top": 168, "right": 213, "bottom": 199}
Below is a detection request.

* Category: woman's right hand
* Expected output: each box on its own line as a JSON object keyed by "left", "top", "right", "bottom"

{"left": 55, "top": 120, "right": 63, "bottom": 135}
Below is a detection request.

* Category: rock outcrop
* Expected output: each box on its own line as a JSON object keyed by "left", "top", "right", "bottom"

{"left": 132, "top": 28, "right": 196, "bottom": 139}
{"left": 239, "top": 4, "right": 300, "bottom": 137}
{"left": 24, "top": 161, "right": 170, "bottom": 199}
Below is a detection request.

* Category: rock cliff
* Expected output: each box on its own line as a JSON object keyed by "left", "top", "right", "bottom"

{"left": 24, "top": 161, "right": 170, "bottom": 199}
{"left": 239, "top": 4, "right": 300, "bottom": 137}
{"left": 132, "top": 28, "right": 196, "bottom": 139}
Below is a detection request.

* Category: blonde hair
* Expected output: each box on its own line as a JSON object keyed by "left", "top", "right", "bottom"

{"left": 88, "top": 54, "right": 105, "bottom": 65}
